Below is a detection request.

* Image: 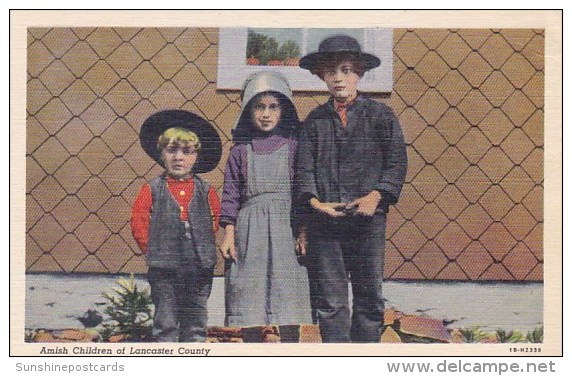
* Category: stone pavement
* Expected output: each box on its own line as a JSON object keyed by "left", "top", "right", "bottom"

{"left": 28, "top": 309, "right": 464, "bottom": 343}
{"left": 25, "top": 273, "right": 543, "bottom": 336}
{"left": 27, "top": 308, "right": 538, "bottom": 344}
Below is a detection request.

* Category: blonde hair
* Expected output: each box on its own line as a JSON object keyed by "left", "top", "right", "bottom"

{"left": 157, "top": 127, "right": 201, "bottom": 153}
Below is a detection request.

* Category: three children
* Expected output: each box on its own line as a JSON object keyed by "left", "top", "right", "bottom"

{"left": 131, "top": 34, "right": 406, "bottom": 344}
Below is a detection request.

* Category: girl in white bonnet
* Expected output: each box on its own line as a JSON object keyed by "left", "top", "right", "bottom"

{"left": 219, "top": 71, "right": 312, "bottom": 342}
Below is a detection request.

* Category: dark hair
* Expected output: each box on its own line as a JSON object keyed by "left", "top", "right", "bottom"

{"left": 232, "top": 91, "right": 300, "bottom": 143}
{"left": 311, "top": 53, "right": 366, "bottom": 79}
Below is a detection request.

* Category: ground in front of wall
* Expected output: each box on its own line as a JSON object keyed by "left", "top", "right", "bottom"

{"left": 24, "top": 273, "right": 543, "bottom": 343}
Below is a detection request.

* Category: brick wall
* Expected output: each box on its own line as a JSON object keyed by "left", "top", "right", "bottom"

{"left": 26, "top": 28, "right": 543, "bottom": 280}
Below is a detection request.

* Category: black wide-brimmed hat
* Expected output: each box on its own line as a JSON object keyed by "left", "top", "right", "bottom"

{"left": 140, "top": 110, "right": 222, "bottom": 174}
{"left": 299, "top": 34, "right": 381, "bottom": 72}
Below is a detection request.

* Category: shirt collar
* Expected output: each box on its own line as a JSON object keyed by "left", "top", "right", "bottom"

{"left": 330, "top": 93, "right": 362, "bottom": 111}
{"left": 334, "top": 99, "right": 354, "bottom": 111}
{"left": 166, "top": 174, "right": 194, "bottom": 183}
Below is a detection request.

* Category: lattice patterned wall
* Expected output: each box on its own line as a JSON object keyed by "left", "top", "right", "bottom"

{"left": 26, "top": 28, "right": 544, "bottom": 281}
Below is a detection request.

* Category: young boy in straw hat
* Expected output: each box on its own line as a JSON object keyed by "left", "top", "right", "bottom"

{"left": 131, "top": 110, "right": 222, "bottom": 342}
{"left": 296, "top": 35, "right": 408, "bottom": 343}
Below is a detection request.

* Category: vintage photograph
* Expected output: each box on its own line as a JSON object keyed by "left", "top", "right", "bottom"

{"left": 10, "top": 10, "right": 562, "bottom": 356}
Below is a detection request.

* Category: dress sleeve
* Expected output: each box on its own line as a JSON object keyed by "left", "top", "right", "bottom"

{"left": 208, "top": 186, "right": 221, "bottom": 233}
{"left": 130, "top": 183, "right": 152, "bottom": 254}
{"left": 220, "top": 145, "right": 245, "bottom": 227}
{"left": 295, "top": 118, "right": 319, "bottom": 206}
{"left": 288, "top": 138, "right": 308, "bottom": 236}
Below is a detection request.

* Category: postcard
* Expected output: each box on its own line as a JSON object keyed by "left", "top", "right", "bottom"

{"left": 10, "top": 10, "right": 562, "bottom": 356}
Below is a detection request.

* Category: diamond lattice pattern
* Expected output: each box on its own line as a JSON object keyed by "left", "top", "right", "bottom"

{"left": 26, "top": 28, "right": 543, "bottom": 281}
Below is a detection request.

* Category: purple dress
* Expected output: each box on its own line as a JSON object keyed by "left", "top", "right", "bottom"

{"left": 221, "top": 135, "right": 312, "bottom": 326}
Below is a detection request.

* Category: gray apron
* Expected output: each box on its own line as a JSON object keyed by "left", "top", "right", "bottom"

{"left": 225, "top": 143, "right": 312, "bottom": 326}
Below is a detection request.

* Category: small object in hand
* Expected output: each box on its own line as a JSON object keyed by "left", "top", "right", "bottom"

{"left": 335, "top": 205, "right": 356, "bottom": 215}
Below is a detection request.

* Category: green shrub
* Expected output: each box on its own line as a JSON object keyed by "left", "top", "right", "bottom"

{"left": 526, "top": 326, "right": 543, "bottom": 343}
{"left": 495, "top": 329, "right": 526, "bottom": 343}
{"left": 459, "top": 326, "right": 489, "bottom": 343}
{"left": 99, "top": 274, "right": 153, "bottom": 342}
{"left": 25, "top": 329, "right": 38, "bottom": 342}
{"left": 277, "top": 40, "right": 301, "bottom": 60}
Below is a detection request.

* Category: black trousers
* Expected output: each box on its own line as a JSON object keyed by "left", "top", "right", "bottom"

{"left": 307, "top": 214, "right": 386, "bottom": 343}
{"left": 147, "top": 266, "right": 213, "bottom": 342}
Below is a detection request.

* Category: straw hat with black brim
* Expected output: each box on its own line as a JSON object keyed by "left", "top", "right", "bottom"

{"left": 139, "top": 110, "right": 222, "bottom": 174}
{"left": 299, "top": 34, "right": 381, "bottom": 72}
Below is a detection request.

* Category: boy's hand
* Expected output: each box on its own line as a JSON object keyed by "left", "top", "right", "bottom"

{"left": 220, "top": 225, "right": 237, "bottom": 261}
{"left": 310, "top": 198, "right": 347, "bottom": 217}
{"left": 346, "top": 190, "right": 382, "bottom": 217}
{"left": 295, "top": 227, "right": 308, "bottom": 256}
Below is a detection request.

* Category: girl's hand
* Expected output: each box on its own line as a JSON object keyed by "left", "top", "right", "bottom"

{"left": 310, "top": 198, "right": 347, "bottom": 217}
{"left": 345, "top": 190, "right": 382, "bottom": 217}
{"left": 295, "top": 227, "right": 308, "bottom": 256}
{"left": 220, "top": 225, "right": 237, "bottom": 261}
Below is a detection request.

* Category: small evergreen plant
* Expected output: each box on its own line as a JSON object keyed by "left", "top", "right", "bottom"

{"left": 495, "top": 329, "right": 526, "bottom": 343}
{"left": 526, "top": 326, "right": 543, "bottom": 343}
{"left": 100, "top": 274, "right": 153, "bottom": 342}
{"left": 459, "top": 326, "right": 489, "bottom": 343}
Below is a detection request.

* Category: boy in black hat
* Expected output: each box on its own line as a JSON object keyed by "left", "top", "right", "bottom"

{"left": 296, "top": 35, "right": 408, "bottom": 342}
{"left": 131, "top": 110, "right": 222, "bottom": 342}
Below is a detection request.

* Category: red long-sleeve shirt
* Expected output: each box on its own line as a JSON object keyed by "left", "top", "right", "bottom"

{"left": 130, "top": 176, "right": 220, "bottom": 254}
